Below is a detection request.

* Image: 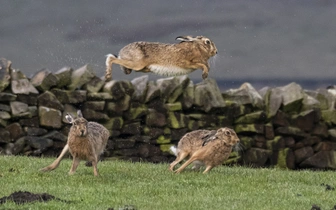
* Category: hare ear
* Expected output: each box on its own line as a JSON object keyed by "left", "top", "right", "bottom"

{"left": 175, "top": 36, "right": 194, "bottom": 42}
{"left": 65, "top": 113, "right": 74, "bottom": 123}
{"left": 77, "top": 110, "right": 83, "bottom": 118}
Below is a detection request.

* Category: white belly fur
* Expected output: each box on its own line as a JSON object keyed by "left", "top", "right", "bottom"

{"left": 149, "top": 65, "right": 194, "bottom": 76}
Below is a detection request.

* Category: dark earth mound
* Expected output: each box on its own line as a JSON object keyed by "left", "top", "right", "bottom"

{"left": 321, "top": 183, "right": 335, "bottom": 191}
{"left": 0, "top": 191, "right": 70, "bottom": 205}
{"left": 108, "top": 205, "right": 137, "bottom": 210}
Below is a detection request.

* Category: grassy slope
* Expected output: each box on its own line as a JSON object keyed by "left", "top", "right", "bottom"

{"left": 0, "top": 156, "right": 335, "bottom": 210}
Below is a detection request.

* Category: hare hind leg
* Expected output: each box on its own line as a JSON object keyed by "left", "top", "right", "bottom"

{"left": 174, "top": 156, "right": 199, "bottom": 174}
{"left": 112, "top": 58, "right": 147, "bottom": 71}
{"left": 169, "top": 151, "right": 188, "bottom": 171}
{"left": 105, "top": 55, "right": 147, "bottom": 80}
{"left": 105, "top": 54, "right": 117, "bottom": 81}
{"left": 40, "top": 144, "right": 69, "bottom": 172}
{"left": 202, "top": 165, "right": 214, "bottom": 174}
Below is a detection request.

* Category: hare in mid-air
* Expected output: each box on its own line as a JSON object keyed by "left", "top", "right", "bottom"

{"left": 40, "top": 110, "right": 109, "bottom": 176}
{"left": 105, "top": 35, "right": 218, "bottom": 81}
{"left": 169, "top": 127, "right": 240, "bottom": 174}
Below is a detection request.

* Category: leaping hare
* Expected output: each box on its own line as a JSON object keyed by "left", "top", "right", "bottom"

{"left": 169, "top": 127, "right": 240, "bottom": 174}
{"left": 40, "top": 110, "right": 110, "bottom": 176}
{"left": 105, "top": 35, "right": 218, "bottom": 81}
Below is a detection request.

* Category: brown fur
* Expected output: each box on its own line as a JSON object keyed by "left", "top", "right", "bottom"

{"left": 169, "top": 127, "right": 240, "bottom": 174}
{"left": 40, "top": 110, "right": 110, "bottom": 176}
{"left": 105, "top": 35, "right": 217, "bottom": 81}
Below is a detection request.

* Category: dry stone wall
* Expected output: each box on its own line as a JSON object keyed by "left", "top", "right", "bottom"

{"left": 1, "top": 58, "right": 336, "bottom": 169}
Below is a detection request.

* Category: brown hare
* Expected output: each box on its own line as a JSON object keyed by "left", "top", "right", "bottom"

{"left": 105, "top": 35, "right": 218, "bottom": 81}
{"left": 169, "top": 127, "right": 240, "bottom": 174}
{"left": 40, "top": 110, "right": 109, "bottom": 176}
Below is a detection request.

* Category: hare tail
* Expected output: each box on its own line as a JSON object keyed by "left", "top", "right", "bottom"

{"left": 170, "top": 146, "right": 178, "bottom": 156}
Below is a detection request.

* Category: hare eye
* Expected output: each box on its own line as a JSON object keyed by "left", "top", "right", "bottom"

{"left": 225, "top": 131, "right": 231, "bottom": 135}
{"left": 205, "top": 40, "right": 210, "bottom": 45}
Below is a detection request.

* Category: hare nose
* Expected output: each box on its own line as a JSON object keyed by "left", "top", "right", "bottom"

{"left": 80, "top": 130, "right": 85, "bottom": 136}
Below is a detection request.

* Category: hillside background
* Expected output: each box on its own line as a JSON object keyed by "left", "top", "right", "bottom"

{"left": 1, "top": 0, "right": 336, "bottom": 90}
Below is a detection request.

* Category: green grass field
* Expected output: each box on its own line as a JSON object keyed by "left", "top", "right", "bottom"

{"left": 0, "top": 156, "right": 335, "bottom": 210}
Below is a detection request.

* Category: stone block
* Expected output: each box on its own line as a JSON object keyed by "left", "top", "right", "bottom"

{"left": 280, "top": 82, "right": 304, "bottom": 113}
{"left": 294, "top": 146, "right": 314, "bottom": 163}
{"left": 146, "top": 109, "right": 167, "bottom": 127}
{"left": 51, "top": 89, "right": 87, "bottom": 104}
{"left": 300, "top": 151, "right": 336, "bottom": 169}
{"left": 54, "top": 66, "right": 73, "bottom": 88}
{"left": 234, "top": 124, "right": 264, "bottom": 134}
{"left": 242, "top": 148, "right": 272, "bottom": 167}
{"left": 38, "top": 106, "right": 62, "bottom": 129}
{"left": 194, "top": 79, "right": 225, "bottom": 112}
{"left": 0, "top": 58, "right": 11, "bottom": 92}
{"left": 38, "top": 91, "right": 64, "bottom": 110}
{"left": 30, "top": 69, "right": 58, "bottom": 91}
{"left": 83, "top": 76, "right": 105, "bottom": 93}
{"left": 68, "top": 64, "right": 96, "bottom": 90}
{"left": 277, "top": 148, "right": 295, "bottom": 169}
{"left": 131, "top": 75, "right": 149, "bottom": 102}
{"left": 234, "top": 111, "right": 266, "bottom": 124}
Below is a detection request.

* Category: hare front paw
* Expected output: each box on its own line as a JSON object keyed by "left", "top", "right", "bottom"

{"left": 202, "top": 72, "right": 208, "bottom": 80}
{"left": 123, "top": 67, "right": 132, "bottom": 75}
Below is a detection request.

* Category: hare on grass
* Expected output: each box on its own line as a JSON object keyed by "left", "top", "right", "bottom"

{"left": 40, "top": 110, "right": 109, "bottom": 176}
{"left": 169, "top": 127, "right": 240, "bottom": 174}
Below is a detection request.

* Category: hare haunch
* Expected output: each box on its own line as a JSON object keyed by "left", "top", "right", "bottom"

{"left": 40, "top": 110, "right": 109, "bottom": 176}
{"left": 105, "top": 35, "right": 218, "bottom": 81}
{"left": 169, "top": 127, "right": 240, "bottom": 174}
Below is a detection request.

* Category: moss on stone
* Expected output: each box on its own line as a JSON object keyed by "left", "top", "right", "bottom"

{"left": 234, "top": 105, "right": 249, "bottom": 117}
{"left": 239, "top": 136, "right": 254, "bottom": 150}
{"left": 282, "top": 100, "right": 303, "bottom": 113}
{"left": 188, "top": 120, "right": 199, "bottom": 130}
{"left": 166, "top": 102, "right": 182, "bottom": 111}
{"left": 266, "top": 136, "right": 283, "bottom": 151}
{"left": 218, "top": 115, "right": 231, "bottom": 126}
{"left": 234, "top": 124, "right": 264, "bottom": 134}
{"left": 103, "top": 117, "right": 124, "bottom": 130}
{"left": 128, "top": 105, "right": 148, "bottom": 120}
{"left": 168, "top": 112, "right": 179, "bottom": 128}
{"left": 234, "top": 111, "right": 266, "bottom": 124}
{"left": 68, "top": 64, "right": 95, "bottom": 91}
{"left": 163, "top": 127, "right": 171, "bottom": 135}
{"left": 223, "top": 156, "right": 241, "bottom": 165}
{"left": 229, "top": 151, "right": 239, "bottom": 158}
{"left": 87, "top": 92, "right": 113, "bottom": 100}
{"left": 321, "top": 110, "right": 336, "bottom": 125}
{"left": 143, "top": 126, "right": 150, "bottom": 135}
{"left": 160, "top": 144, "right": 174, "bottom": 153}
{"left": 197, "top": 121, "right": 206, "bottom": 127}
{"left": 168, "top": 112, "right": 186, "bottom": 129}
{"left": 188, "top": 113, "right": 204, "bottom": 120}
{"left": 276, "top": 148, "right": 290, "bottom": 169}
{"left": 156, "top": 135, "right": 171, "bottom": 144}
{"left": 223, "top": 99, "right": 237, "bottom": 106}
{"left": 0, "top": 119, "right": 7, "bottom": 127}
